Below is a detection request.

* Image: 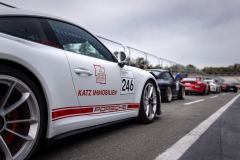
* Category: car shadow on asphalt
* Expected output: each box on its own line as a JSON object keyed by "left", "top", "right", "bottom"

{"left": 34, "top": 116, "right": 162, "bottom": 158}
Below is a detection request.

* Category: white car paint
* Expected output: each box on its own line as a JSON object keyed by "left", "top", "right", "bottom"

{"left": 0, "top": 7, "right": 160, "bottom": 138}
{"left": 205, "top": 79, "right": 220, "bottom": 93}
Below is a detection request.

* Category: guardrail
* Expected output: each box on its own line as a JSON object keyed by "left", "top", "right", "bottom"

{"left": 97, "top": 35, "right": 224, "bottom": 82}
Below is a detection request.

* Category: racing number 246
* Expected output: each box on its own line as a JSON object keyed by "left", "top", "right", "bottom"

{"left": 122, "top": 79, "right": 134, "bottom": 91}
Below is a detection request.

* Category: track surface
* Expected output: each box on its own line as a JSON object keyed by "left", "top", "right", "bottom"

{"left": 33, "top": 92, "right": 239, "bottom": 160}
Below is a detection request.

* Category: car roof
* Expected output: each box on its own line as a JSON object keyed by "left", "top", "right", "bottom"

{"left": 0, "top": 5, "right": 86, "bottom": 32}
{"left": 147, "top": 69, "right": 168, "bottom": 72}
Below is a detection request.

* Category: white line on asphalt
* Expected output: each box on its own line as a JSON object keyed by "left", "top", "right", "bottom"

{"left": 155, "top": 94, "right": 240, "bottom": 160}
{"left": 184, "top": 99, "right": 204, "bottom": 105}
{"left": 210, "top": 95, "right": 219, "bottom": 98}
{"left": 221, "top": 94, "right": 226, "bottom": 95}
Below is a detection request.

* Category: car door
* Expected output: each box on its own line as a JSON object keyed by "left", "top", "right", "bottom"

{"left": 165, "top": 72, "right": 178, "bottom": 95}
{"left": 47, "top": 19, "right": 134, "bottom": 116}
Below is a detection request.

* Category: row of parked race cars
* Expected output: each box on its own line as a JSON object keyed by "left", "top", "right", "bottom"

{"left": 0, "top": 4, "right": 238, "bottom": 160}
{"left": 147, "top": 69, "right": 239, "bottom": 103}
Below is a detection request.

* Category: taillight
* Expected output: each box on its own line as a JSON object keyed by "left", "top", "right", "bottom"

{"left": 222, "top": 85, "right": 226, "bottom": 87}
{"left": 236, "top": 85, "right": 238, "bottom": 88}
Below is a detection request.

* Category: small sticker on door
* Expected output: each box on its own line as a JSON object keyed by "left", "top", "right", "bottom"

{"left": 94, "top": 64, "right": 106, "bottom": 85}
{"left": 176, "top": 82, "right": 179, "bottom": 90}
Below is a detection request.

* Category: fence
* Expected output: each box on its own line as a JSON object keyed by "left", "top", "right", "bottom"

{"left": 97, "top": 36, "right": 224, "bottom": 82}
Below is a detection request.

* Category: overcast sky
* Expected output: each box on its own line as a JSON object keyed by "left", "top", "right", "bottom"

{"left": 2, "top": 0, "right": 240, "bottom": 69}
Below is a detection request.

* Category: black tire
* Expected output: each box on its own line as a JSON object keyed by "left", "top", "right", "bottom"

{"left": 0, "top": 65, "right": 46, "bottom": 160}
{"left": 178, "top": 87, "right": 185, "bottom": 99}
{"left": 137, "top": 80, "right": 158, "bottom": 124}
{"left": 202, "top": 87, "right": 206, "bottom": 96}
{"left": 163, "top": 86, "right": 172, "bottom": 102}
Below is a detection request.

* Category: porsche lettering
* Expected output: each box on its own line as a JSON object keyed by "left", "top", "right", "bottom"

{"left": 93, "top": 104, "right": 128, "bottom": 112}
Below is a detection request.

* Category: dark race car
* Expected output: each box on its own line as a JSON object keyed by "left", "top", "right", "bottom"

{"left": 219, "top": 82, "right": 238, "bottom": 92}
{"left": 181, "top": 77, "right": 210, "bottom": 95}
{"left": 147, "top": 69, "right": 185, "bottom": 102}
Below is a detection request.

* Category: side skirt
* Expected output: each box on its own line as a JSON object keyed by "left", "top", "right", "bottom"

{"left": 45, "top": 117, "right": 136, "bottom": 146}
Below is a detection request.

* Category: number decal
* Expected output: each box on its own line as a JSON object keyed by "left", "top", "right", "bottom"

{"left": 126, "top": 80, "right": 129, "bottom": 91}
{"left": 130, "top": 80, "right": 134, "bottom": 91}
{"left": 121, "top": 78, "right": 134, "bottom": 94}
{"left": 122, "top": 79, "right": 126, "bottom": 91}
{"left": 176, "top": 82, "right": 179, "bottom": 90}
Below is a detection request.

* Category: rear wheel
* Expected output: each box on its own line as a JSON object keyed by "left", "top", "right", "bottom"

{"left": 0, "top": 65, "right": 46, "bottom": 160}
{"left": 178, "top": 87, "right": 185, "bottom": 99}
{"left": 202, "top": 87, "right": 206, "bottom": 96}
{"left": 163, "top": 86, "right": 172, "bottom": 102}
{"left": 137, "top": 80, "right": 158, "bottom": 124}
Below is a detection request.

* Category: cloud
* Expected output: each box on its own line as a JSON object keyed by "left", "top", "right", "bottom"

{"left": 2, "top": 0, "right": 240, "bottom": 68}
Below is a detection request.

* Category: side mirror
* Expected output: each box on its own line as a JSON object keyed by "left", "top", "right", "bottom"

{"left": 114, "top": 51, "right": 126, "bottom": 62}
{"left": 114, "top": 51, "right": 127, "bottom": 68}
{"left": 125, "top": 56, "right": 130, "bottom": 61}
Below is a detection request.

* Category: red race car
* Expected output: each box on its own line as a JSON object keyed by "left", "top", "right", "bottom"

{"left": 180, "top": 77, "right": 210, "bottom": 95}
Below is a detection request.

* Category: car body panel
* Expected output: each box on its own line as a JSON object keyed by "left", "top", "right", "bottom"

{"left": 219, "top": 82, "right": 238, "bottom": 92}
{"left": 181, "top": 77, "right": 209, "bottom": 94}
{"left": 0, "top": 7, "right": 161, "bottom": 139}
{"left": 204, "top": 79, "right": 220, "bottom": 92}
{"left": 147, "top": 69, "right": 184, "bottom": 100}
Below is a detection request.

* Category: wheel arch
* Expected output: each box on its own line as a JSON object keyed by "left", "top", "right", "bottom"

{"left": 0, "top": 59, "right": 49, "bottom": 137}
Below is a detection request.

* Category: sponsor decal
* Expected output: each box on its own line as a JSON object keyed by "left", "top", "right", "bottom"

{"left": 52, "top": 103, "right": 140, "bottom": 121}
{"left": 176, "top": 82, "right": 179, "bottom": 90}
{"left": 78, "top": 90, "right": 117, "bottom": 96}
{"left": 94, "top": 65, "right": 106, "bottom": 85}
{"left": 120, "top": 70, "right": 134, "bottom": 78}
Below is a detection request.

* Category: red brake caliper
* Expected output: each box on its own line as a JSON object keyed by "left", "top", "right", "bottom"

{"left": 2, "top": 109, "right": 18, "bottom": 147}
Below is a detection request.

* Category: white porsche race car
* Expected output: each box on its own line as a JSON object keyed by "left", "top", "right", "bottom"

{"left": 204, "top": 79, "right": 221, "bottom": 93}
{"left": 0, "top": 4, "right": 161, "bottom": 160}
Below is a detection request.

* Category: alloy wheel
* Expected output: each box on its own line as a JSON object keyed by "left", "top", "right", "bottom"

{"left": 143, "top": 83, "right": 157, "bottom": 119}
{"left": 0, "top": 75, "right": 40, "bottom": 160}
{"left": 167, "top": 87, "right": 172, "bottom": 101}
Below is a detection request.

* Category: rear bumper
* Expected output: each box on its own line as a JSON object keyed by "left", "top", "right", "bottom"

{"left": 210, "top": 86, "right": 217, "bottom": 92}
{"left": 222, "top": 87, "right": 238, "bottom": 92}
{"left": 185, "top": 85, "right": 204, "bottom": 93}
{"left": 185, "top": 90, "right": 200, "bottom": 93}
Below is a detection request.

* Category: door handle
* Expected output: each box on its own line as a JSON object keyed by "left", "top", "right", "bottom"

{"left": 74, "top": 69, "right": 92, "bottom": 76}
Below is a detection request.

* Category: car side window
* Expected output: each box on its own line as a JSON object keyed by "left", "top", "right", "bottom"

{"left": 165, "top": 72, "right": 174, "bottom": 81}
{"left": 159, "top": 73, "right": 168, "bottom": 80}
{"left": 47, "top": 19, "right": 116, "bottom": 62}
{"left": 0, "top": 17, "right": 48, "bottom": 44}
